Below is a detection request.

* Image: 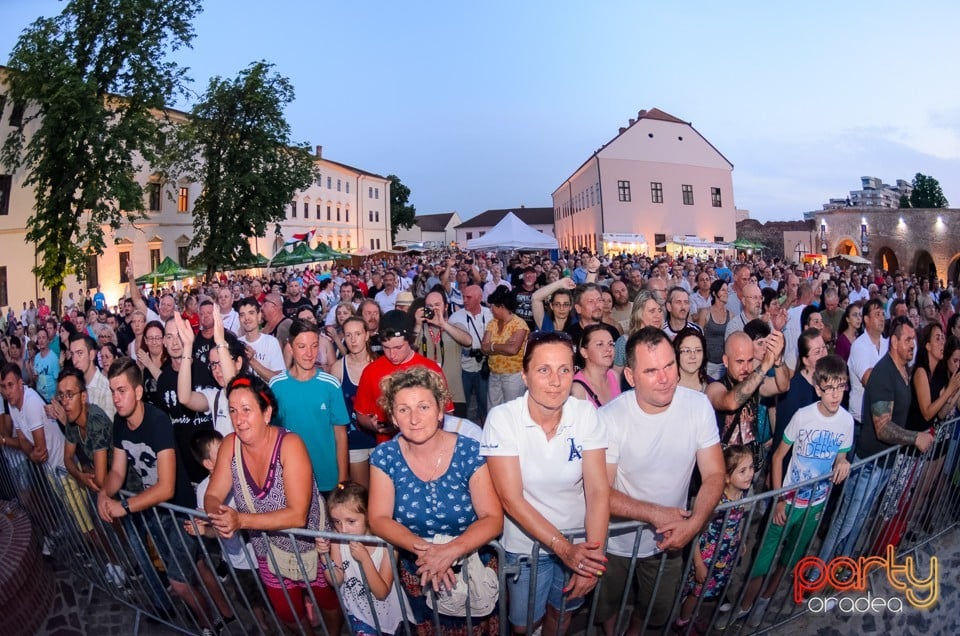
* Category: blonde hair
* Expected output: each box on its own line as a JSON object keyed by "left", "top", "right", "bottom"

{"left": 377, "top": 367, "right": 450, "bottom": 418}
{"left": 627, "top": 290, "right": 662, "bottom": 335}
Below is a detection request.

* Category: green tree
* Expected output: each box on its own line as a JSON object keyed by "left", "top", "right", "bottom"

{"left": 910, "top": 173, "right": 949, "bottom": 208}
{"left": 898, "top": 194, "right": 911, "bottom": 208}
{"left": 0, "top": 0, "right": 200, "bottom": 312}
{"left": 170, "top": 62, "right": 316, "bottom": 277}
{"left": 388, "top": 174, "right": 416, "bottom": 242}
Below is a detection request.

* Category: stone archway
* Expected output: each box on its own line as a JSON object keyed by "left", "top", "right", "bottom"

{"left": 835, "top": 238, "right": 859, "bottom": 256}
{"left": 876, "top": 246, "right": 900, "bottom": 274}
{"left": 914, "top": 250, "right": 937, "bottom": 280}
{"left": 948, "top": 254, "right": 960, "bottom": 287}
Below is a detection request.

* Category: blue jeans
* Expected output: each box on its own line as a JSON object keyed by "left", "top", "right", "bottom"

{"left": 461, "top": 369, "right": 488, "bottom": 422}
{"left": 505, "top": 551, "right": 584, "bottom": 628}
{"left": 818, "top": 455, "right": 892, "bottom": 561}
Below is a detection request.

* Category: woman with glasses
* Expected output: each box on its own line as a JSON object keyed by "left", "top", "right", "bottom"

{"left": 571, "top": 324, "right": 620, "bottom": 407}
{"left": 674, "top": 327, "right": 709, "bottom": 393}
{"left": 834, "top": 302, "right": 863, "bottom": 362}
{"left": 137, "top": 320, "right": 168, "bottom": 408}
{"left": 531, "top": 278, "right": 577, "bottom": 332}
{"left": 368, "top": 366, "right": 503, "bottom": 634}
{"left": 483, "top": 287, "right": 530, "bottom": 410}
{"left": 482, "top": 330, "right": 609, "bottom": 635}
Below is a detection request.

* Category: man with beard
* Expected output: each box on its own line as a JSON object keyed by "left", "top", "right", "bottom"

{"left": 610, "top": 279, "right": 633, "bottom": 334}
{"left": 281, "top": 279, "right": 313, "bottom": 319}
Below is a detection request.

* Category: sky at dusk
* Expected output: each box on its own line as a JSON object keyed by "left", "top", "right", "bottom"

{"left": 2, "top": 0, "right": 959, "bottom": 222}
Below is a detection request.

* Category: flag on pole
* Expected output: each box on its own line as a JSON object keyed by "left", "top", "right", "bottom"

{"left": 284, "top": 227, "right": 317, "bottom": 246}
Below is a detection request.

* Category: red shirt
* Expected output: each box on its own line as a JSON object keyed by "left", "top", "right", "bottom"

{"left": 353, "top": 352, "right": 451, "bottom": 427}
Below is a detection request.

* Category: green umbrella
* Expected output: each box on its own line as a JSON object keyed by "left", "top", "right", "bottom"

{"left": 313, "top": 242, "right": 350, "bottom": 260}
{"left": 135, "top": 257, "right": 197, "bottom": 284}
{"left": 270, "top": 247, "right": 307, "bottom": 267}
{"left": 292, "top": 242, "right": 321, "bottom": 263}
{"left": 227, "top": 251, "right": 270, "bottom": 271}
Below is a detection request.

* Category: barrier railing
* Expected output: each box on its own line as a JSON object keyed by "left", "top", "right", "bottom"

{"left": 2, "top": 416, "right": 958, "bottom": 635}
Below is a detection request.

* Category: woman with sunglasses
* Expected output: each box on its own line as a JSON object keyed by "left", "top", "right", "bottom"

{"left": 482, "top": 330, "right": 609, "bottom": 635}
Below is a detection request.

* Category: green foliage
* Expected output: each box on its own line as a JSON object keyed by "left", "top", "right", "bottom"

{"left": 0, "top": 0, "right": 200, "bottom": 312}
{"left": 387, "top": 174, "right": 416, "bottom": 242}
{"left": 898, "top": 194, "right": 911, "bottom": 208}
{"left": 910, "top": 173, "right": 949, "bottom": 208}
{"left": 169, "top": 62, "right": 316, "bottom": 277}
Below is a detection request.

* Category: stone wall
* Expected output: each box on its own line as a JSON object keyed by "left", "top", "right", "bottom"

{"left": 736, "top": 219, "right": 816, "bottom": 260}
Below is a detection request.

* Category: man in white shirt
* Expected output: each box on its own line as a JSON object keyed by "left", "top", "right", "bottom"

{"left": 847, "top": 272, "right": 870, "bottom": 304}
{"left": 67, "top": 333, "right": 116, "bottom": 419}
{"left": 783, "top": 282, "right": 814, "bottom": 370}
{"left": 216, "top": 287, "right": 241, "bottom": 335}
{"left": 0, "top": 362, "right": 66, "bottom": 473}
{"left": 847, "top": 298, "right": 888, "bottom": 427}
{"left": 448, "top": 285, "right": 493, "bottom": 422}
{"left": 236, "top": 297, "right": 285, "bottom": 381}
{"left": 374, "top": 270, "right": 400, "bottom": 313}
{"left": 596, "top": 327, "right": 724, "bottom": 634}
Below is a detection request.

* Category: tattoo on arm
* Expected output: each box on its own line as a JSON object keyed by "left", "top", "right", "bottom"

{"left": 733, "top": 367, "right": 765, "bottom": 406}
{"left": 871, "top": 400, "right": 919, "bottom": 446}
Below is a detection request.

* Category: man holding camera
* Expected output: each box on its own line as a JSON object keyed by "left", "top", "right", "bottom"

{"left": 449, "top": 284, "right": 493, "bottom": 422}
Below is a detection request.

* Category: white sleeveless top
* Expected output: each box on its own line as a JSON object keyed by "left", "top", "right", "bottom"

{"left": 336, "top": 544, "right": 412, "bottom": 632}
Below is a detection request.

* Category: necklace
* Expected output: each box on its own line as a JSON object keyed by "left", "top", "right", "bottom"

{"left": 542, "top": 420, "right": 561, "bottom": 438}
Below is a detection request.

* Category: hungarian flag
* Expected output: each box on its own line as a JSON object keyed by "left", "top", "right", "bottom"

{"left": 284, "top": 228, "right": 316, "bottom": 246}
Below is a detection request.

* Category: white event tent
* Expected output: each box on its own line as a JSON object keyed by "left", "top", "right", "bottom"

{"left": 466, "top": 212, "right": 559, "bottom": 250}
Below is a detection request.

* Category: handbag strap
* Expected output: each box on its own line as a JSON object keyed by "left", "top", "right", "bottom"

{"left": 572, "top": 378, "right": 600, "bottom": 406}
{"left": 234, "top": 435, "right": 257, "bottom": 512}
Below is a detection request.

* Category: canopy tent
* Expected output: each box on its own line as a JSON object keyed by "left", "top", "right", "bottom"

{"left": 467, "top": 212, "right": 558, "bottom": 250}
{"left": 313, "top": 242, "right": 350, "bottom": 260}
{"left": 135, "top": 257, "right": 197, "bottom": 284}
{"left": 830, "top": 253, "right": 871, "bottom": 265}
{"left": 732, "top": 238, "right": 767, "bottom": 251}
{"left": 270, "top": 247, "right": 309, "bottom": 267}
{"left": 230, "top": 252, "right": 270, "bottom": 270}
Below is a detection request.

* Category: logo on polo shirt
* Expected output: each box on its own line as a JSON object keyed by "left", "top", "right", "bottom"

{"left": 320, "top": 403, "right": 327, "bottom": 411}
{"left": 567, "top": 437, "right": 582, "bottom": 461}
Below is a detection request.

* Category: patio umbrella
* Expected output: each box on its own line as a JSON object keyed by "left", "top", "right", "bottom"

{"left": 135, "top": 257, "right": 197, "bottom": 284}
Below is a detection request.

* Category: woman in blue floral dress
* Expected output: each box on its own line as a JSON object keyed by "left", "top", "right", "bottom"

{"left": 369, "top": 367, "right": 503, "bottom": 635}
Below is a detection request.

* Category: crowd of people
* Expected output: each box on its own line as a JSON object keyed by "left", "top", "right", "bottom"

{"left": 1, "top": 248, "right": 958, "bottom": 635}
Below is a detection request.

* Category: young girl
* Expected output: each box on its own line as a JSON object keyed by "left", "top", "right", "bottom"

{"left": 673, "top": 445, "right": 754, "bottom": 633}
{"left": 317, "top": 483, "right": 411, "bottom": 636}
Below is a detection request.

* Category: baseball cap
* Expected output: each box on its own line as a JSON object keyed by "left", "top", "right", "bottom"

{"left": 379, "top": 309, "right": 413, "bottom": 340}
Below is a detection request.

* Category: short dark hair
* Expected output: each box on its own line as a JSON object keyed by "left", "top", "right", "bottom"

{"left": 1, "top": 362, "right": 23, "bottom": 382}
{"left": 813, "top": 355, "right": 848, "bottom": 386}
{"left": 625, "top": 326, "right": 671, "bottom": 370}
{"left": 226, "top": 372, "right": 276, "bottom": 412}
{"left": 800, "top": 305, "right": 821, "bottom": 329}
{"left": 68, "top": 332, "right": 98, "bottom": 352}
{"left": 191, "top": 429, "right": 224, "bottom": 465}
{"left": 57, "top": 367, "right": 87, "bottom": 393}
{"left": 889, "top": 315, "right": 914, "bottom": 339}
{"left": 743, "top": 318, "right": 771, "bottom": 341}
{"left": 237, "top": 296, "right": 261, "bottom": 312}
{"left": 107, "top": 356, "right": 142, "bottom": 388}
{"left": 487, "top": 286, "right": 516, "bottom": 312}
{"left": 863, "top": 297, "right": 885, "bottom": 318}
{"left": 666, "top": 286, "right": 688, "bottom": 303}
{"left": 288, "top": 318, "right": 319, "bottom": 342}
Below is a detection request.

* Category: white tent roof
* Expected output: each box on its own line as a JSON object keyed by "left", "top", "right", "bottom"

{"left": 467, "top": 212, "right": 559, "bottom": 250}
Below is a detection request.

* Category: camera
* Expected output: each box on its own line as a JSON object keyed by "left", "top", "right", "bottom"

{"left": 423, "top": 307, "right": 435, "bottom": 320}
{"left": 469, "top": 348, "right": 486, "bottom": 362}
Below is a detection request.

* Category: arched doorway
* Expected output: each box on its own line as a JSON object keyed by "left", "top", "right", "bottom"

{"left": 835, "top": 239, "right": 859, "bottom": 256}
{"left": 948, "top": 254, "right": 960, "bottom": 287}
{"left": 913, "top": 250, "right": 937, "bottom": 280}
{"left": 876, "top": 246, "right": 900, "bottom": 274}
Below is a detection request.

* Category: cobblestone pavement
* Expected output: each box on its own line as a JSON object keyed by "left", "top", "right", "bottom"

{"left": 36, "top": 529, "right": 960, "bottom": 635}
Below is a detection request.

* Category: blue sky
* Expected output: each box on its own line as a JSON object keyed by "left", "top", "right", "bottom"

{"left": 2, "top": 1, "right": 959, "bottom": 221}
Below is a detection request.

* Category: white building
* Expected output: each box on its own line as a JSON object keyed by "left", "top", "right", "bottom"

{"left": 551, "top": 108, "right": 736, "bottom": 257}
{"left": 454, "top": 207, "right": 554, "bottom": 248}
{"left": 0, "top": 72, "right": 391, "bottom": 309}
{"left": 820, "top": 176, "right": 912, "bottom": 211}
{"left": 394, "top": 211, "right": 461, "bottom": 247}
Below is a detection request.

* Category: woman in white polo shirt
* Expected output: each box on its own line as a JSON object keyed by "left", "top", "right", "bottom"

{"left": 481, "top": 331, "right": 609, "bottom": 635}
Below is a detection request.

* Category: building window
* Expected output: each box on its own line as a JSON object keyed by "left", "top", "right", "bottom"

{"left": 711, "top": 187, "right": 722, "bottom": 207}
{"left": 336, "top": 207, "right": 340, "bottom": 221}
{"left": 303, "top": 202, "right": 308, "bottom": 216}
{"left": 119, "top": 252, "right": 131, "bottom": 283}
{"left": 316, "top": 203, "right": 321, "bottom": 218}
{"left": 337, "top": 179, "right": 341, "bottom": 192}
{"left": 0, "top": 266, "right": 6, "bottom": 308}
{"left": 682, "top": 184, "right": 694, "bottom": 205}
{"left": 317, "top": 174, "right": 322, "bottom": 187}
{"left": 8, "top": 102, "right": 24, "bottom": 127}
{"left": 175, "top": 187, "right": 188, "bottom": 213}
{"left": 346, "top": 240, "right": 351, "bottom": 249}
{"left": 345, "top": 209, "right": 349, "bottom": 222}
{"left": 376, "top": 238, "right": 381, "bottom": 249}
{"left": 326, "top": 206, "right": 331, "bottom": 221}
{"left": 178, "top": 246, "right": 189, "bottom": 267}
{"left": 650, "top": 182, "right": 663, "bottom": 204}
{"left": 375, "top": 188, "right": 379, "bottom": 200}
{"left": 375, "top": 211, "right": 379, "bottom": 222}
{"left": 290, "top": 201, "right": 296, "bottom": 217}
{"left": 0, "top": 174, "right": 10, "bottom": 216}
{"left": 714, "top": 236, "right": 724, "bottom": 243}
{"left": 85, "top": 255, "right": 98, "bottom": 289}
{"left": 147, "top": 183, "right": 161, "bottom": 211}
{"left": 150, "top": 248, "right": 161, "bottom": 271}
{"left": 654, "top": 233, "right": 666, "bottom": 253}
{"left": 368, "top": 187, "right": 373, "bottom": 198}
{"left": 327, "top": 177, "right": 332, "bottom": 189}
{"left": 369, "top": 211, "right": 373, "bottom": 222}
{"left": 466, "top": 232, "right": 473, "bottom": 240}
{"left": 617, "top": 180, "right": 631, "bottom": 202}
{"left": 346, "top": 183, "right": 350, "bottom": 194}
{"left": 370, "top": 238, "right": 375, "bottom": 249}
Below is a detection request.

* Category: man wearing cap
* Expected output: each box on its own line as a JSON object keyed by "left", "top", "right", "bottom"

{"left": 353, "top": 310, "right": 450, "bottom": 440}
{"left": 510, "top": 266, "right": 540, "bottom": 331}
{"left": 395, "top": 291, "right": 414, "bottom": 312}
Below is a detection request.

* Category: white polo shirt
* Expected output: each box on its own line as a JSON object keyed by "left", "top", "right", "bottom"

{"left": 10, "top": 386, "right": 66, "bottom": 471}
{"left": 600, "top": 387, "right": 719, "bottom": 558}
{"left": 847, "top": 332, "right": 888, "bottom": 422}
{"left": 480, "top": 394, "right": 606, "bottom": 555}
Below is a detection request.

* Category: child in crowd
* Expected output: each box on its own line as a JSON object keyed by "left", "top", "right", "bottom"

{"left": 316, "top": 482, "right": 411, "bottom": 636}
{"left": 673, "top": 445, "right": 753, "bottom": 634}
{"left": 185, "top": 429, "right": 265, "bottom": 630}
{"left": 734, "top": 355, "right": 853, "bottom": 629}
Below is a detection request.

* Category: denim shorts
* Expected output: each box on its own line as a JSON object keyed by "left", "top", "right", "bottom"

{"left": 505, "top": 551, "right": 584, "bottom": 628}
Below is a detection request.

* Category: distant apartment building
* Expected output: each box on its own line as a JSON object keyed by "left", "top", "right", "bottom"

{"left": 820, "top": 176, "right": 912, "bottom": 210}
{"left": 394, "top": 211, "right": 461, "bottom": 247}
{"left": 454, "top": 207, "right": 554, "bottom": 247}
{"left": 551, "top": 108, "right": 736, "bottom": 256}
{"left": 0, "top": 69, "right": 390, "bottom": 308}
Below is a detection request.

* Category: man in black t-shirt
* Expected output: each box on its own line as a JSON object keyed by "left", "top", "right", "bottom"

{"left": 192, "top": 299, "right": 239, "bottom": 388}
{"left": 97, "top": 359, "right": 228, "bottom": 628}
{"left": 818, "top": 316, "right": 932, "bottom": 562}
{"left": 510, "top": 266, "right": 539, "bottom": 330}
{"left": 281, "top": 279, "right": 313, "bottom": 318}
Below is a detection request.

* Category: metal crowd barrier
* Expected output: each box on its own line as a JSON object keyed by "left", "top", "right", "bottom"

{"left": 1, "top": 416, "right": 958, "bottom": 636}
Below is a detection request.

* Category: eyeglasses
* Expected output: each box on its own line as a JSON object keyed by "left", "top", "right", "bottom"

{"left": 145, "top": 336, "right": 163, "bottom": 342}
{"left": 818, "top": 383, "right": 848, "bottom": 394}
{"left": 679, "top": 348, "right": 703, "bottom": 355}
{"left": 56, "top": 390, "right": 80, "bottom": 401}
{"left": 552, "top": 302, "right": 571, "bottom": 309}
{"left": 527, "top": 330, "right": 573, "bottom": 345}
{"left": 209, "top": 361, "right": 221, "bottom": 369}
